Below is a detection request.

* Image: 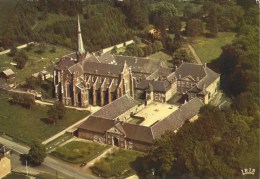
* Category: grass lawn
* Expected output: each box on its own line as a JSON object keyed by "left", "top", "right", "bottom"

{"left": 51, "top": 141, "right": 108, "bottom": 164}
{"left": 3, "top": 173, "right": 29, "bottom": 179}
{"left": 0, "top": 93, "right": 89, "bottom": 144}
{"left": 45, "top": 133, "right": 73, "bottom": 152}
{"left": 0, "top": 43, "right": 72, "bottom": 84}
{"left": 91, "top": 149, "right": 144, "bottom": 178}
{"left": 190, "top": 32, "right": 236, "bottom": 63}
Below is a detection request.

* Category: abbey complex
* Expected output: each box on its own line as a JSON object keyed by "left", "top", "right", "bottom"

{"left": 54, "top": 16, "right": 220, "bottom": 151}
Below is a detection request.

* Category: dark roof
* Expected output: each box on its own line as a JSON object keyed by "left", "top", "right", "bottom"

{"left": 79, "top": 117, "right": 154, "bottom": 144}
{"left": 85, "top": 54, "right": 100, "bottom": 63}
{"left": 55, "top": 57, "right": 75, "bottom": 70}
{"left": 123, "top": 123, "right": 154, "bottom": 143}
{"left": 151, "top": 97, "right": 204, "bottom": 138}
{"left": 79, "top": 116, "right": 115, "bottom": 133}
{"left": 146, "top": 67, "right": 173, "bottom": 80}
{"left": 92, "top": 95, "right": 139, "bottom": 119}
{"left": 98, "top": 52, "right": 117, "bottom": 64}
{"left": 136, "top": 80, "right": 171, "bottom": 92}
{"left": 175, "top": 63, "right": 206, "bottom": 80}
{"left": 114, "top": 55, "right": 166, "bottom": 74}
{"left": 82, "top": 61, "right": 123, "bottom": 78}
{"left": 68, "top": 63, "right": 83, "bottom": 76}
{"left": 197, "top": 67, "right": 220, "bottom": 89}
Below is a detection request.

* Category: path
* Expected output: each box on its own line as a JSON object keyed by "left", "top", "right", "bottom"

{"left": 35, "top": 100, "right": 101, "bottom": 111}
{"left": 0, "top": 136, "right": 97, "bottom": 179}
{"left": 85, "top": 146, "right": 116, "bottom": 168}
{"left": 42, "top": 105, "right": 100, "bottom": 145}
{"left": 187, "top": 44, "right": 202, "bottom": 64}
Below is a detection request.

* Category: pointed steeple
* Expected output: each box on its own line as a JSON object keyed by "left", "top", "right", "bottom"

{"left": 77, "top": 14, "right": 85, "bottom": 61}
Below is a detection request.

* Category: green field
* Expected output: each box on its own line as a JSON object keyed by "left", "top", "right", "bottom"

{"left": 0, "top": 93, "right": 89, "bottom": 144}
{"left": 0, "top": 44, "right": 72, "bottom": 84}
{"left": 51, "top": 141, "right": 108, "bottom": 164}
{"left": 149, "top": 51, "right": 172, "bottom": 66}
{"left": 191, "top": 32, "right": 236, "bottom": 63}
{"left": 91, "top": 149, "right": 144, "bottom": 178}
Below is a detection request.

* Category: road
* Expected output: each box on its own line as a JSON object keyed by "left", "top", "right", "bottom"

{"left": 0, "top": 136, "right": 97, "bottom": 179}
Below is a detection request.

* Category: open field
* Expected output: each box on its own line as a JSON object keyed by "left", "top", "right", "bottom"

{"left": 91, "top": 149, "right": 143, "bottom": 178}
{"left": 51, "top": 141, "right": 108, "bottom": 164}
{"left": 0, "top": 93, "right": 89, "bottom": 144}
{"left": 0, "top": 44, "right": 72, "bottom": 83}
{"left": 190, "top": 32, "right": 236, "bottom": 63}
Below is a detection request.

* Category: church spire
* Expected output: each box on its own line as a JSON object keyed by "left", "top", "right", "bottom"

{"left": 77, "top": 14, "right": 85, "bottom": 61}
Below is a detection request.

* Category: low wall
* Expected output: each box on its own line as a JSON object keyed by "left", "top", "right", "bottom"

{"left": 0, "top": 42, "right": 35, "bottom": 55}
{"left": 102, "top": 40, "right": 134, "bottom": 53}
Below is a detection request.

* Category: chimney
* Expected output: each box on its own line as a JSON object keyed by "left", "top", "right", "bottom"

{"left": 204, "top": 63, "right": 207, "bottom": 68}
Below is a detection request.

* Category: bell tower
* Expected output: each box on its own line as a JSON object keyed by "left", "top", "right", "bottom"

{"left": 76, "top": 14, "right": 86, "bottom": 62}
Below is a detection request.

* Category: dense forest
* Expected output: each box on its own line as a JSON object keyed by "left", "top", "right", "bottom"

{"left": 0, "top": 0, "right": 259, "bottom": 178}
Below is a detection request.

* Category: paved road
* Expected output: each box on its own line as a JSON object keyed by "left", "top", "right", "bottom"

{"left": 0, "top": 136, "right": 97, "bottom": 179}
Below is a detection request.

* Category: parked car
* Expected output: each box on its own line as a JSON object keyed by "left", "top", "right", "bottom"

{"left": 80, "top": 162, "right": 86, "bottom": 167}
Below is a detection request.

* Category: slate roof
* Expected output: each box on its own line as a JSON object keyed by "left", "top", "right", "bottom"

{"left": 78, "top": 117, "right": 154, "bottom": 143}
{"left": 146, "top": 67, "right": 173, "bottom": 81}
{"left": 79, "top": 116, "right": 115, "bottom": 133}
{"left": 92, "top": 95, "right": 139, "bottom": 119}
{"left": 113, "top": 55, "right": 166, "bottom": 74}
{"left": 175, "top": 63, "right": 206, "bottom": 80}
{"left": 197, "top": 67, "right": 220, "bottom": 89}
{"left": 123, "top": 123, "right": 154, "bottom": 143}
{"left": 98, "top": 52, "right": 117, "bottom": 64}
{"left": 55, "top": 57, "right": 75, "bottom": 70}
{"left": 68, "top": 63, "right": 83, "bottom": 76}
{"left": 136, "top": 80, "right": 171, "bottom": 92}
{"left": 82, "top": 61, "right": 124, "bottom": 78}
{"left": 151, "top": 97, "right": 204, "bottom": 138}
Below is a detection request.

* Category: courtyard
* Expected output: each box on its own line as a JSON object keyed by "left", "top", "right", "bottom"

{"left": 129, "top": 102, "right": 179, "bottom": 127}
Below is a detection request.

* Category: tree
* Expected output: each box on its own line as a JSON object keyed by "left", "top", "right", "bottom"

{"left": 111, "top": 46, "right": 117, "bottom": 54}
{"left": 47, "top": 101, "right": 66, "bottom": 125}
{"left": 206, "top": 6, "right": 218, "bottom": 37}
{"left": 12, "top": 93, "right": 35, "bottom": 109}
{"left": 9, "top": 46, "right": 17, "bottom": 57}
{"left": 154, "top": 40, "right": 163, "bottom": 51}
{"left": 26, "top": 76, "right": 42, "bottom": 90}
{"left": 172, "top": 48, "right": 194, "bottom": 66}
{"left": 186, "top": 19, "right": 204, "bottom": 37}
{"left": 27, "top": 140, "right": 46, "bottom": 166}
{"left": 14, "top": 52, "right": 29, "bottom": 69}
